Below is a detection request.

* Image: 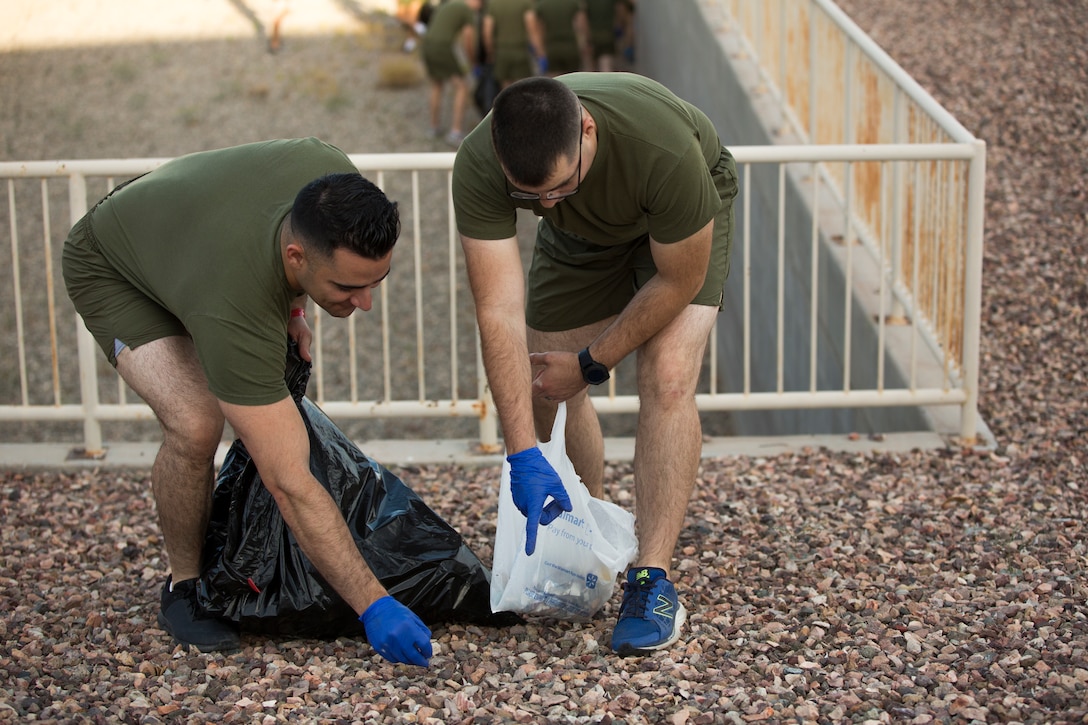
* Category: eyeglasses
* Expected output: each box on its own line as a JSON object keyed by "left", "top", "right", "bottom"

{"left": 506, "top": 119, "right": 583, "bottom": 202}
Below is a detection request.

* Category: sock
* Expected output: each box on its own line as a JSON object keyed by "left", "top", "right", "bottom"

{"left": 627, "top": 567, "right": 667, "bottom": 585}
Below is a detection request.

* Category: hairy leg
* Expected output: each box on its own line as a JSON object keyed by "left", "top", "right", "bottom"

{"left": 632, "top": 305, "right": 717, "bottom": 575}
{"left": 449, "top": 75, "right": 468, "bottom": 135}
{"left": 116, "top": 337, "right": 225, "bottom": 582}
{"left": 428, "top": 80, "right": 444, "bottom": 131}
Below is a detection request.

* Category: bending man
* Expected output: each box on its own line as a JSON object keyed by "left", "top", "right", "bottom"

{"left": 452, "top": 74, "right": 737, "bottom": 655}
{"left": 62, "top": 137, "right": 432, "bottom": 666}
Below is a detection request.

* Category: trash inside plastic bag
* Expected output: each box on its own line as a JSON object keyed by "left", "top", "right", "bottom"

{"left": 198, "top": 341, "right": 519, "bottom": 638}
{"left": 490, "top": 403, "right": 639, "bottom": 620}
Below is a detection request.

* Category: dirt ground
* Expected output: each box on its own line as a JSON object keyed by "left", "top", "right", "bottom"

{"left": 0, "top": 0, "right": 457, "bottom": 161}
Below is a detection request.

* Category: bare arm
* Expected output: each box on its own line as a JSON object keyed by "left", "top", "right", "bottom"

{"left": 461, "top": 23, "right": 477, "bottom": 67}
{"left": 573, "top": 8, "right": 590, "bottom": 60}
{"left": 221, "top": 396, "right": 387, "bottom": 615}
{"left": 460, "top": 234, "right": 538, "bottom": 454}
{"left": 482, "top": 14, "right": 495, "bottom": 62}
{"left": 530, "top": 220, "right": 715, "bottom": 400}
{"left": 524, "top": 9, "right": 547, "bottom": 61}
{"left": 594, "top": 220, "right": 714, "bottom": 365}
{"left": 287, "top": 295, "right": 313, "bottom": 361}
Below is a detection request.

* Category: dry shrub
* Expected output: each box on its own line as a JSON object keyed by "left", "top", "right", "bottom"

{"left": 376, "top": 54, "right": 424, "bottom": 89}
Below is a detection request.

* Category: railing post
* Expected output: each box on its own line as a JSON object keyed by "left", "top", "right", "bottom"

{"left": 959, "top": 139, "right": 987, "bottom": 445}
{"left": 889, "top": 88, "right": 907, "bottom": 321}
{"left": 68, "top": 173, "right": 105, "bottom": 456}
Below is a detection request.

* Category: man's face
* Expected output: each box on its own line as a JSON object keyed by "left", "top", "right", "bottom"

{"left": 298, "top": 247, "right": 392, "bottom": 318}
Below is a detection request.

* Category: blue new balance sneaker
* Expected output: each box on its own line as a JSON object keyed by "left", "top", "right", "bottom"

{"left": 611, "top": 567, "right": 688, "bottom": 656}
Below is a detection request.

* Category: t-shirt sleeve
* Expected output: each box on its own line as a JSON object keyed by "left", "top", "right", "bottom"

{"left": 452, "top": 139, "right": 520, "bottom": 240}
{"left": 187, "top": 314, "right": 291, "bottom": 406}
{"left": 645, "top": 140, "right": 722, "bottom": 244}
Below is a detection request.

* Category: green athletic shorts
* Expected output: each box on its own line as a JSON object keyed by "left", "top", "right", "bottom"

{"left": 62, "top": 213, "right": 187, "bottom": 365}
{"left": 423, "top": 40, "right": 464, "bottom": 81}
{"left": 493, "top": 47, "right": 533, "bottom": 84}
{"left": 525, "top": 147, "right": 737, "bottom": 332}
{"left": 546, "top": 46, "right": 582, "bottom": 75}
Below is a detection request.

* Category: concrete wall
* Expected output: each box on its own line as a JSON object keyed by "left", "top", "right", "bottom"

{"left": 634, "top": 0, "right": 930, "bottom": 436}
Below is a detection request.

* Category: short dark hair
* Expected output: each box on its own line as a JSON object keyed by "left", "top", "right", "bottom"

{"left": 290, "top": 173, "right": 400, "bottom": 259}
{"left": 491, "top": 77, "right": 582, "bottom": 188}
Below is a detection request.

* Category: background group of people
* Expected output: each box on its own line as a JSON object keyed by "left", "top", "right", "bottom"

{"left": 397, "top": 0, "right": 637, "bottom": 146}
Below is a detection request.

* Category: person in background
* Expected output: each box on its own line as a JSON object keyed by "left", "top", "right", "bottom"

{"left": 534, "top": 0, "right": 589, "bottom": 77}
{"left": 583, "top": 0, "right": 617, "bottom": 71}
{"left": 397, "top": 0, "right": 431, "bottom": 52}
{"left": 614, "top": 0, "right": 635, "bottom": 68}
{"left": 483, "top": 0, "right": 547, "bottom": 87}
{"left": 61, "top": 138, "right": 433, "bottom": 667}
{"left": 451, "top": 74, "right": 738, "bottom": 655}
{"left": 422, "top": 0, "right": 483, "bottom": 146}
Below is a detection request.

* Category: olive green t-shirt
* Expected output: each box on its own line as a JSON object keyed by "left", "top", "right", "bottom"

{"left": 88, "top": 137, "right": 357, "bottom": 405}
{"left": 452, "top": 73, "right": 724, "bottom": 246}
{"left": 535, "top": 0, "right": 584, "bottom": 57}
{"left": 424, "top": 0, "right": 476, "bottom": 49}
{"left": 584, "top": 0, "right": 617, "bottom": 46}
{"left": 487, "top": 0, "right": 534, "bottom": 51}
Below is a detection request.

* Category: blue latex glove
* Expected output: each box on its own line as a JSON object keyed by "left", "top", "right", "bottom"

{"left": 537, "top": 55, "right": 549, "bottom": 74}
{"left": 359, "top": 596, "right": 433, "bottom": 667}
{"left": 507, "top": 447, "right": 573, "bottom": 556}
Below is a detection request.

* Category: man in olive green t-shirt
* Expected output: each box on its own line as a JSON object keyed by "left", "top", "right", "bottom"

{"left": 421, "top": 0, "right": 482, "bottom": 146}
{"left": 452, "top": 74, "right": 737, "bottom": 656}
{"left": 584, "top": 0, "right": 618, "bottom": 70}
{"left": 61, "top": 138, "right": 432, "bottom": 666}
{"left": 534, "top": 0, "right": 589, "bottom": 76}
{"left": 484, "top": 0, "right": 547, "bottom": 86}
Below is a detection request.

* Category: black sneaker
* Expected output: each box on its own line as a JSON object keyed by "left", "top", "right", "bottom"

{"left": 157, "top": 577, "right": 240, "bottom": 653}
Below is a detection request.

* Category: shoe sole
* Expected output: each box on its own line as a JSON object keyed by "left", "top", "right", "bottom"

{"left": 156, "top": 611, "right": 241, "bottom": 654}
{"left": 614, "top": 603, "right": 688, "bottom": 656}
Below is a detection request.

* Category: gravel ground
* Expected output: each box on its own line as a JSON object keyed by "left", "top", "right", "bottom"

{"left": 3, "top": 0, "right": 1088, "bottom": 723}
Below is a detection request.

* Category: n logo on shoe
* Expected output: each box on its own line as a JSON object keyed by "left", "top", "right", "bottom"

{"left": 653, "top": 594, "right": 674, "bottom": 620}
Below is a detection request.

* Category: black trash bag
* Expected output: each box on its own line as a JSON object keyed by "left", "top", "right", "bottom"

{"left": 198, "top": 342, "right": 519, "bottom": 638}
{"left": 473, "top": 63, "right": 500, "bottom": 115}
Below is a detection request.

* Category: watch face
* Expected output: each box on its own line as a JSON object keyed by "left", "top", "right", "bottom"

{"left": 579, "top": 348, "right": 610, "bottom": 385}
{"left": 586, "top": 366, "right": 608, "bottom": 384}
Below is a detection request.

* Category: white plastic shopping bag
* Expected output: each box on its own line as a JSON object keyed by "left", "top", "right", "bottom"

{"left": 490, "top": 403, "right": 638, "bottom": 619}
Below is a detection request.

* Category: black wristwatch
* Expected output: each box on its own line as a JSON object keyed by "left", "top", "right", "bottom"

{"left": 578, "top": 347, "right": 610, "bottom": 385}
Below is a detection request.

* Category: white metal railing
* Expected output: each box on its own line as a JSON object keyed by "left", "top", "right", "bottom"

{"left": 1, "top": 136, "right": 984, "bottom": 455}
{"left": 704, "top": 0, "right": 986, "bottom": 441}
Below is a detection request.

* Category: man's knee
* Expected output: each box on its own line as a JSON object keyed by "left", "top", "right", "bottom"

{"left": 159, "top": 405, "right": 224, "bottom": 458}
{"left": 637, "top": 355, "right": 703, "bottom": 405}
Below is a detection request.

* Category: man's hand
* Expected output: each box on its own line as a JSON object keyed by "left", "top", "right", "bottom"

{"left": 529, "top": 350, "right": 585, "bottom": 402}
{"left": 360, "top": 596, "right": 433, "bottom": 667}
{"left": 287, "top": 308, "right": 313, "bottom": 361}
{"left": 506, "top": 447, "right": 573, "bottom": 555}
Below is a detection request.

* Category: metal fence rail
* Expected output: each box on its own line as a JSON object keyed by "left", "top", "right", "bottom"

{"left": 0, "top": 134, "right": 985, "bottom": 456}
{"left": 715, "top": 0, "right": 986, "bottom": 440}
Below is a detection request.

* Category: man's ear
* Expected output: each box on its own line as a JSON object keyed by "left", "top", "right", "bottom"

{"left": 284, "top": 241, "right": 307, "bottom": 270}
